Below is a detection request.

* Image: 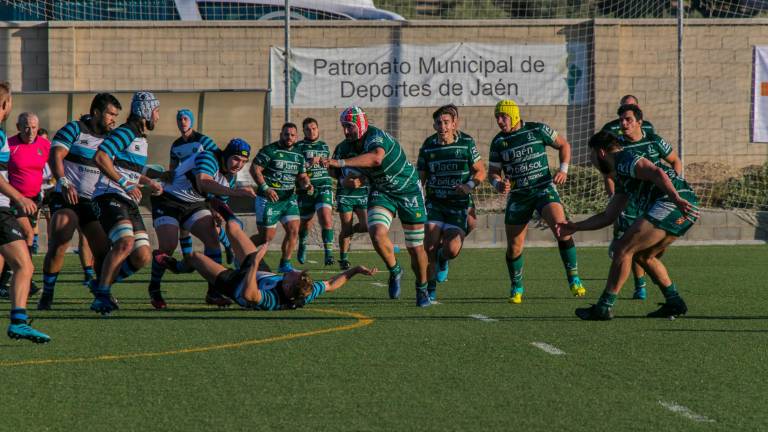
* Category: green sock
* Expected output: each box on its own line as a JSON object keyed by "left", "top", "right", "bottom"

{"left": 557, "top": 239, "right": 579, "bottom": 283}
{"left": 634, "top": 275, "right": 647, "bottom": 290}
{"left": 661, "top": 283, "right": 679, "bottom": 300}
{"left": 388, "top": 261, "right": 402, "bottom": 277}
{"left": 416, "top": 281, "right": 428, "bottom": 292}
{"left": 340, "top": 251, "right": 349, "bottom": 261}
{"left": 298, "top": 228, "right": 308, "bottom": 247}
{"left": 505, "top": 254, "right": 524, "bottom": 290}
{"left": 322, "top": 228, "right": 334, "bottom": 256}
{"left": 597, "top": 291, "right": 618, "bottom": 308}
{"left": 427, "top": 280, "right": 437, "bottom": 290}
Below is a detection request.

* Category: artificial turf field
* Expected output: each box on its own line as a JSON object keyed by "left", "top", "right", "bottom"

{"left": 1, "top": 245, "right": 766, "bottom": 431}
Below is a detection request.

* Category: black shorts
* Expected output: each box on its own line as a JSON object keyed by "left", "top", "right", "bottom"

{"left": 0, "top": 208, "right": 26, "bottom": 246}
{"left": 93, "top": 193, "right": 146, "bottom": 234}
{"left": 213, "top": 252, "right": 272, "bottom": 298}
{"left": 150, "top": 194, "right": 210, "bottom": 230}
{"left": 48, "top": 192, "right": 99, "bottom": 226}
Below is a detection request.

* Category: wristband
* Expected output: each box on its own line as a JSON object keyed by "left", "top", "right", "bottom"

{"left": 258, "top": 183, "right": 269, "bottom": 193}
{"left": 559, "top": 163, "right": 569, "bottom": 174}
{"left": 338, "top": 159, "right": 346, "bottom": 168}
{"left": 117, "top": 176, "right": 136, "bottom": 192}
{"left": 58, "top": 177, "right": 70, "bottom": 189}
{"left": 117, "top": 176, "right": 128, "bottom": 188}
{"left": 466, "top": 180, "right": 476, "bottom": 190}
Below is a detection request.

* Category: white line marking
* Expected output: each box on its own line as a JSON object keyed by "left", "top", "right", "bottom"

{"left": 307, "top": 260, "right": 318, "bottom": 264}
{"left": 370, "top": 282, "right": 387, "bottom": 287}
{"left": 530, "top": 342, "right": 566, "bottom": 355}
{"left": 469, "top": 314, "right": 497, "bottom": 322}
{"left": 658, "top": 401, "right": 715, "bottom": 423}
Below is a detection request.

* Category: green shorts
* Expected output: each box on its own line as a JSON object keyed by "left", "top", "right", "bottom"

{"left": 298, "top": 187, "right": 333, "bottom": 219}
{"left": 612, "top": 199, "right": 642, "bottom": 241}
{"left": 426, "top": 200, "right": 470, "bottom": 233}
{"left": 505, "top": 184, "right": 562, "bottom": 226}
{"left": 368, "top": 187, "right": 427, "bottom": 225}
{"left": 336, "top": 192, "right": 368, "bottom": 214}
{"left": 254, "top": 195, "right": 299, "bottom": 228}
{"left": 643, "top": 189, "right": 698, "bottom": 237}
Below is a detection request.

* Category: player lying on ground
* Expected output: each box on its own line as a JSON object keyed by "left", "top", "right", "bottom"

{"left": 156, "top": 214, "right": 377, "bottom": 310}
{"left": 556, "top": 131, "right": 699, "bottom": 320}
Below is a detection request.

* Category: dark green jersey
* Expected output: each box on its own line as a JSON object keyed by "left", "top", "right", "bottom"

{"left": 417, "top": 131, "right": 481, "bottom": 208}
{"left": 617, "top": 130, "right": 673, "bottom": 166}
{"left": 332, "top": 140, "right": 369, "bottom": 200}
{"left": 296, "top": 138, "right": 332, "bottom": 189}
{"left": 357, "top": 125, "right": 419, "bottom": 195}
{"left": 488, "top": 122, "right": 557, "bottom": 193}
{"left": 600, "top": 118, "right": 655, "bottom": 137}
{"left": 253, "top": 141, "right": 306, "bottom": 200}
{"left": 613, "top": 150, "right": 694, "bottom": 212}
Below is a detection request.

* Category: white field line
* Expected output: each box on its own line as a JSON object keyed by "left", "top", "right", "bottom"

{"left": 307, "top": 260, "right": 318, "bottom": 264}
{"left": 658, "top": 401, "right": 716, "bottom": 423}
{"left": 530, "top": 342, "right": 566, "bottom": 355}
{"left": 469, "top": 314, "right": 497, "bottom": 322}
{"left": 370, "top": 282, "right": 387, "bottom": 287}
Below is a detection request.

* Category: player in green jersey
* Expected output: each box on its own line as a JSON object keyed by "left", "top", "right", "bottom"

{"left": 418, "top": 104, "right": 486, "bottom": 302}
{"left": 557, "top": 131, "right": 699, "bottom": 320}
{"left": 599, "top": 95, "right": 656, "bottom": 137}
{"left": 322, "top": 106, "right": 431, "bottom": 307}
{"left": 609, "top": 104, "right": 682, "bottom": 300}
{"left": 329, "top": 140, "right": 369, "bottom": 271}
{"left": 488, "top": 99, "right": 586, "bottom": 304}
{"left": 295, "top": 118, "right": 336, "bottom": 266}
{"left": 249, "top": 123, "right": 312, "bottom": 273}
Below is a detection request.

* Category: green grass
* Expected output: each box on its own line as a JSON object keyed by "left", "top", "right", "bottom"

{"left": 1, "top": 245, "right": 766, "bottom": 431}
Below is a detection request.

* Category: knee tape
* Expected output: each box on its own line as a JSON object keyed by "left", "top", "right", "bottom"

{"left": 404, "top": 228, "right": 425, "bottom": 248}
{"left": 133, "top": 232, "right": 150, "bottom": 251}
{"left": 109, "top": 223, "right": 134, "bottom": 243}
{"left": 367, "top": 208, "right": 393, "bottom": 229}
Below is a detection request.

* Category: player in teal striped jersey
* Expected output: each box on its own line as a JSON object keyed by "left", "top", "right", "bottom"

{"left": 0, "top": 82, "right": 50, "bottom": 342}
{"left": 418, "top": 104, "right": 486, "bottom": 302}
{"left": 250, "top": 123, "right": 312, "bottom": 273}
{"left": 608, "top": 104, "right": 681, "bottom": 300}
{"left": 489, "top": 99, "right": 586, "bottom": 304}
{"left": 558, "top": 131, "right": 699, "bottom": 320}
{"left": 90, "top": 91, "right": 164, "bottom": 315}
{"left": 295, "top": 118, "right": 336, "bottom": 266}
{"left": 322, "top": 106, "right": 431, "bottom": 307}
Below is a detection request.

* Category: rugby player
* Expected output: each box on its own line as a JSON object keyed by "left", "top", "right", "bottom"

{"left": 489, "top": 99, "right": 586, "bottom": 304}
{"left": 557, "top": 131, "right": 699, "bottom": 320}
{"left": 149, "top": 138, "right": 255, "bottom": 309}
{"left": 0, "top": 81, "right": 50, "bottom": 342}
{"left": 322, "top": 107, "right": 432, "bottom": 307}
{"left": 329, "top": 138, "right": 369, "bottom": 271}
{"left": 295, "top": 118, "right": 336, "bottom": 266}
{"left": 89, "top": 91, "right": 163, "bottom": 314}
{"left": 250, "top": 122, "right": 312, "bottom": 273}
{"left": 417, "top": 104, "right": 485, "bottom": 301}
{"left": 37, "top": 93, "right": 120, "bottom": 310}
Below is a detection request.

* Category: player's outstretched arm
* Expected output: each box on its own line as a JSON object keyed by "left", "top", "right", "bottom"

{"left": 325, "top": 266, "right": 378, "bottom": 292}
{"left": 633, "top": 158, "right": 699, "bottom": 219}
{"left": 241, "top": 244, "right": 270, "bottom": 304}
{"left": 551, "top": 135, "right": 571, "bottom": 185}
{"left": 557, "top": 193, "right": 628, "bottom": 237}
{"left": 324, "top": 147, "right": 385, "bottom": 169}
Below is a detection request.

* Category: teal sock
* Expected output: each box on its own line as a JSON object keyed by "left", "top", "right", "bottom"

{"left": 388, "top": 261, "right": 402, "bottom": 277}
{"left": 427, "top": 280, "right": 437, "bottom": 290}
{"left": 661, "top": 283, "right": 679, "bottom": 300}
{"left": 557, "top": 239, "right": 579, "bottom": 283}
{"left": 280, "top": 258, "right": 291, "bottom": 267}
{"left": 10, "top": 308, "right": 28, "bottom": 325}
{"left": 43, "top": 272, "right": 59, "bottom": 294}
{"left": 635, "top": 275, "right": 647, "bottom": 290}
{"left": 299, "top": 228, "right": 308, "bottom": 247}
{"left": 505, "top": 254, "right": 524, "bottom": 290}
{"left": 597, "top": 291, "right": 618, "bottom": 308}
{"left": 340, "top": 251, "right": 349, "bottom": 261}
{"left": 322, "top": 228, "right": 334, "bottom": 256}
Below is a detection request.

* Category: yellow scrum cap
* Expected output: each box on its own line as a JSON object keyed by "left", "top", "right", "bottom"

{"left": 494, "top": 99, "right": 520, "bottom": 127}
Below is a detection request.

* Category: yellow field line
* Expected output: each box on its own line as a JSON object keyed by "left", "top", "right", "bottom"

{"left": 0, "top": 308, "right": 373, "bottom": 367}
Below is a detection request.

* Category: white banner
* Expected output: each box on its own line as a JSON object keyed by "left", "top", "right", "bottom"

{"left": 754, "top": 46, "right": 768, "bottom": 142}
{"left": 270, "top": 43, "right": 588, "bottom": 108}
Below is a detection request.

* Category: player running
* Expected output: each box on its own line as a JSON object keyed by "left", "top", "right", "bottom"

{"left": 0, "top": 81, "right": 50, "bottom": 342}
{"left": 156, "top": 214, "right": 376, "bottom": 311}
{"left": 489, "top": 99, "right": 586, "bottom": 304}
{"left": 329, "top": 139, "right": 369, "bottom": 270}
{"left": 149, "top": 138, "right": 255, "bottom": 309}
{"left": 250, "top": 122, "right": 312, "bottom": 273}
{"left": 322, "top": 107, "right": 432, "bottom": 307}
{"left": 417, "top": 104, "right": 486, "bottom": 302}
{"left": 295, "top": 118, "right": 336, "bottom": 266}
{"left": 557, "top": 131, "right": 699, "bottom": 320}
{"left": 38, "top": 93, "right": 120, "bottom": 310}
{"left": 89, "top": 91, "right": 163, "bottom": 314}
